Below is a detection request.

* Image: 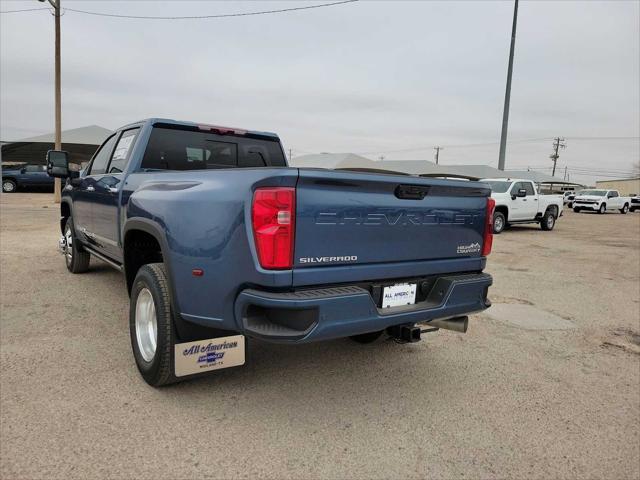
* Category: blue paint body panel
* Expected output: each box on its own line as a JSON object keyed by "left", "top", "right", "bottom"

{"left": 60, "top": 118, "right": 494, "bottom": 342}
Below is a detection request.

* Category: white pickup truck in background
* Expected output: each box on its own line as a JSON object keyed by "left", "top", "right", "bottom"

{"left": 572, "top": 189, "right": 631, "bottom": 214}
{"left": 480, "top": 178, "right": 564, "bottom": 234}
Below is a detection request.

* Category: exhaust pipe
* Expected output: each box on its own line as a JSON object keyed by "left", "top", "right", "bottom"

{"left": 428, "top": 316, "right": 468, "bottom": 333}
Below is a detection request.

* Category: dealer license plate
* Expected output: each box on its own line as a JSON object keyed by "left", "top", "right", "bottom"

{"left": 382, "top": 283, "right": 417, "bottom": 308}
{"left": 174, "top": 335, "right": 245, "bottom": 377}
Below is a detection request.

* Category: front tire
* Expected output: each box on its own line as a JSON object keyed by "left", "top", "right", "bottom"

{"left": 598, "top": 203, "right": 606, "bottom": 214}
{"left": 130, "top": 263, "right": 177, "bottom": 387}
{"left": 2, "top": 179, "right": 17, "bottom": 193}
{"left": 493, "top": 211, "right": 506, "bottom": 234}
{"left": 63, "top": 218, "right": 90, "bottom": 273}
{"left": 620, "top": 204, "right": 629, "bottom": 214}
{"left": 540, "top": 210, "right": 556, "bottom": 231}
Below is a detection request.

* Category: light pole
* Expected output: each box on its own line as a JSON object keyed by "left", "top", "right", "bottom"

{"left": 39, "top": 0, "right": 62, "bottom": 203}
{"left": 498, "top": 0, "right": 518, "bottom": 171}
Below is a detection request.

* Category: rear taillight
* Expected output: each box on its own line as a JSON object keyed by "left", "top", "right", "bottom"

{"left": 482, "top": 197, "right": 495, "bottom": 256}
{"left": 252, "top": 187, "right": 295, "bottom": 269}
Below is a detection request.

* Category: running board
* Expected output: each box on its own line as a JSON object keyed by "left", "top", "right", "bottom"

{"left": 84, "top": 246, "right": 124, "bottom": 272}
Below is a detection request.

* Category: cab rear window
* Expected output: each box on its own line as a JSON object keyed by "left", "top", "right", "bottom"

{"left": 141, "top": 126, "right": 286, "bottom": 171}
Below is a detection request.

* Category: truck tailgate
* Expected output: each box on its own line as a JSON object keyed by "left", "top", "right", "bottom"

{"left": 294, "top": 169, "right": 491, "bottom": 271}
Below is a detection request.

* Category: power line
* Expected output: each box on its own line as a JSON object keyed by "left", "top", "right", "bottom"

{"left": 355, "top": 138, "right": 552, "bottom": 155}
{"left": 59, "top": 1, "right": 357, "bottom": 20}
{"left": 565, "top": 136, "right": 640, "bottom": 141}
{"left": 507, "top": 166, "right": 637, "bottom": 178}
{"left": 0, "top": 7, "right": 51, "bottom": 14}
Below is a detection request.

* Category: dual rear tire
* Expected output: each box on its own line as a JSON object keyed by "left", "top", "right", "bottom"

{"left": 130, "top": 263, "right": 177, "bottom": 387}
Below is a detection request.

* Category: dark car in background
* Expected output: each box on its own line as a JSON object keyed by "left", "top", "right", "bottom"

{"left": 2, "top": 164, "right": 55, "bottom": 193}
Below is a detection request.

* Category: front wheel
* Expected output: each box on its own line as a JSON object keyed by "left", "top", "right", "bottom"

{"left": 130, "top": 263, "right": 177, "bottom": 387}
{"left": 598, "top": 203, "right": 606, "bottom": 214}
{"left": 540, "top": 210, "right": 556, "bottom": 231}
{"left": 493, "top": 211, "right": 506, "bottom": 234}
{"left": 63, "top": 218, "right": 90, "bottom": 273}
{"left": 2, "top": 179, "right": 17, "bottom": 193}
{"left": 620, "top": 204, "right": 629, "bottom": 214}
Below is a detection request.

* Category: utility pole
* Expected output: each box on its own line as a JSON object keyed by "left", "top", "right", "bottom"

{"left": 549, "top": 137, "right": 566, "bottom": 193}
{"left": 550, "top": 137, "right": 566, "bottom": 177}
{"left": 563, "top": 165, "right": 567, "bottom": 181}
{"left": 433, "top": 146, "right": 443, "bottom": 165}
{"left": 38, "top": 0, "right": 62, "bottom": 202}
{"left": 289, "top": 148, "right": 292, "bottom": 162}
{"left": 497, "top": 0, "right": 518, "bottom": 171}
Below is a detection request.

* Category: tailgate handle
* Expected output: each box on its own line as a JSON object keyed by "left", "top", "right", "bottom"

{"left": 395, "top": 184, "right": 430, "bottom": 200}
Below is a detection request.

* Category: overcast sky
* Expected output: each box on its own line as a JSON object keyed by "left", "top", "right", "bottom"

{"left": 1, "top": 0, "right": 638, "bottom": 184}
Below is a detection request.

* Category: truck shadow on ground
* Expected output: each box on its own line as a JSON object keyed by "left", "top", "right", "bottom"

{"left": 165, "top": 334, "right": 477, "bottom": 408}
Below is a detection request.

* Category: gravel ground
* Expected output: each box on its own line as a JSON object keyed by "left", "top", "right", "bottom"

{"left": 1, "top": 192, "right": 639, "bottom": 479}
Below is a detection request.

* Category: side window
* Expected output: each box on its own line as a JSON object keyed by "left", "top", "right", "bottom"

{"left": 88, "top": 134, "right": 118, "bottom": 176}
{"left": 523, "top": 182, "right": 535, "bottom": 196}
{"left": 107, "top": 128, "right": 139, "bottom": 174}
{"left": 510, "top": 182, "right": 522, "bottom": 195}
{"left": 610, "top": 191, "right": 618, "bottom": 198}
{"left": 25, "top": 165, "right": 42, "bottom": 173}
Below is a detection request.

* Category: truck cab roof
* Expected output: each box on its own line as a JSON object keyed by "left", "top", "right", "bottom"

{"left": 117, "top": 118, "right": 280, "bottom": 140}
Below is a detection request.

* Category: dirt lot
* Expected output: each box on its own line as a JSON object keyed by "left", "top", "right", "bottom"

{"left": 1, "top": 192, "right": 639, "bottom": 479}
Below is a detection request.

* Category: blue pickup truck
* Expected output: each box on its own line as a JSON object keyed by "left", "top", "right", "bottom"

{"left": 47, "top": 118, "right": 495, "bottom": 387}
{"left": 2, "top": 164, "right": 55, "bottom": 192}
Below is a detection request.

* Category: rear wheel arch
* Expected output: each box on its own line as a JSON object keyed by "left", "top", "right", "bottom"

{"left": 123, "top": 219, "right": 209, "bottom": 345}
{"left": 545, "top": 204, "right": 559, "bottom": 218}
{"left": 494, "top": 204, "right": 509, "bottom": 222}
{"left": 123, "top": 222, "right": 166, "bottom": 294}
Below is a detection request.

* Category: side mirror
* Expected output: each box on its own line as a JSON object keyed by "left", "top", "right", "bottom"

{"left": 46, "top": 150, "right": 70, "bottom": 178}
{"left": 517, "top": 189, "right": 527, "bottom": 197}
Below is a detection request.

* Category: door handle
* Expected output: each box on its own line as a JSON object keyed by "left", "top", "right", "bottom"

{"left": 85, "top": 186, "right": 95, "bottom": 192}
{"left": 522, "top": 199, "right": 527, "bottom": 201}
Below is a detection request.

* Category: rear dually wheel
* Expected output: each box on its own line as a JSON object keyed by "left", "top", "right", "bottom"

{"left": 130, "top": 263, "right": 178, "bottom": 387}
